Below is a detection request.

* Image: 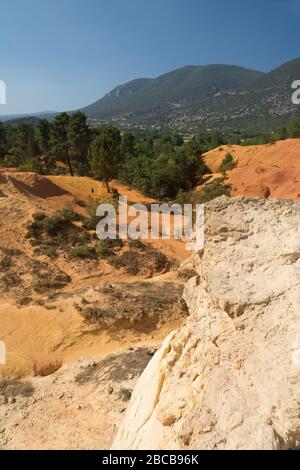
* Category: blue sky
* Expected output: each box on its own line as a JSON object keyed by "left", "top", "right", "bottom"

{"left": 1, "top": 0, "right": 300, "bottom": 114}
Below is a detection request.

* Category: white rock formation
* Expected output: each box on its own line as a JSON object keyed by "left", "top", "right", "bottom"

{"left": 112, "top": 197, "right": 300, "bottom": 450}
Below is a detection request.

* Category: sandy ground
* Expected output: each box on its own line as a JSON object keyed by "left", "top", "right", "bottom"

{"left": 0, "top": 171, "right": 188, "bottom": 381}
{"left": 0, "top": 170, "right": 190, "bottom": 449}
{"left": 0, "top": 347, "right": 158, "bottom": 450}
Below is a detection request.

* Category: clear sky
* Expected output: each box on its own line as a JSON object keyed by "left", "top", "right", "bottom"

{"left": 1, "top": 0, "right": 300, "bottom": 115}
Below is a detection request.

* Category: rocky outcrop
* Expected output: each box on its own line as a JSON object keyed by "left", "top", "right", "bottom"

{"left": 112, "top": 197, "right": 300, "bottom": 450}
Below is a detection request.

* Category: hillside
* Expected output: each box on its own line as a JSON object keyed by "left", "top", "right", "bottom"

{"left": 82, "top": 65, "right": 263, "bottom": 120}
{"left": 204, "top": 138, "right": 300, "bottom": 172}
{"left": 81, "top": 59, "right": 300, "bottom": 132}
{"left": 202, "top": 138, "right": 300, "bottom": 200}
{"left": 0, "top": 170, "right": 191, "bottom": 449}
{"left": 0, "top": 171, "right": 189, "bottom": 379}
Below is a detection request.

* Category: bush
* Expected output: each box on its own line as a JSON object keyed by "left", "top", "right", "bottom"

{"left": 82, "top": 215, "right": 102, "bottom": 231}
{"left": 0, "top": 247, "right": 22, "bottom": 256}
{"left": 177, "top": 179, "right": 230, "bottom": 205}
{"left": 25, "top": 214, "right": 45, "bottom": 239}
{"left": 58, "top": 208, "right": 83, "bottom": 222}
{"left": 0, "top": 255, "right": 12, "bottom": 271}
{"left": 34, "top": 244, "right": 57, "bottom": 258}
{"left": 95, "top": 240, "right": 114, "bottom": 258}
{"left": 70, "top": 244, "right": 96, "bottom": 259}
{"left": 26, "top": 209, "right": 123, "bottom": 261}
{"left": 33, "top": 212, "right": 47, "bottom": 222}
{"left": 128, "top": 239, "right": 146, "bottom": 250}
{"left": 110, "top": 250, "right": 140, "bottom": 275}
{"left": 80, "top": 305, "right": 113, "bottom": 323}
{"left": 1, "top": 272, "right": 23, "bottom": 289}
{"left": 109, "top": 245, "right": 169, "bottom": 276}
{"left": 17, "top": 158, "right": 45, "bottom": 174}
{"left": 26, "top": 210, "right": 83, "bottom": 244}
{"left": 0, "top": 379, "right": 34, "bottom": 398}
{"left": 219, "top": 153, "right": 235, "bottom": 172}
{"left": 197, "top": 178, "right": 231, "bottom": 203}
{"left": 42, "top": 213, "right": 69, "bottom": 237}
{"left": 153, "top": 250, "right": 168, "bottom": 272}
{"left": 120, "top": 145, "right": 208, "bottom": 199}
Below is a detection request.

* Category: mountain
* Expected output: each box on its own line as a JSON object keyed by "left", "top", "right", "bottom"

{"left": 81, "top": 59, "right": 300, "bottom": 132}
{"left": 0, "top": 111, "right": 57, "bottom": 123}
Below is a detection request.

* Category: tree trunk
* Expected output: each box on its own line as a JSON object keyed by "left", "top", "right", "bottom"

{"left": 105, "top": 178, "right": 110, "bottom": 193}
{"left": 66, "top": 154, "right": 74, "bottom": 177}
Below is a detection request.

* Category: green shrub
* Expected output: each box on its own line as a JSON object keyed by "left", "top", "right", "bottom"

{"left": 1, "top": 272, "right": 22, "bottom": 289}
{"left": 110, "top": 251, "right": 140, "bottom": 275}
{"left": 34, "top": 245, "right": 57, "bottom": 258}
{"left": 0, "top": 247, "right": 22, "bottom": 256}
{"left": 58, "top": 209, "right": 83, "bottom": 222}
{"left": 106, "top": 238, "right": 124, "bottom": 248}
{"left": 197, "top": 179, "right": 231, "bottom": 203}
{"left": 70, "top": 244, "right": 96, "bottom": 259}
{"left": 95, "top": 240, "right": 114, "bottom": 258}
{"left": 25, "top": 216, "right": 45, "bottom": 239}
{"left": 82, "top": 215, "right": 102, "bottom": 231}
{"left": 33, "top": 212, "right": 47, "bottom": 222}
{"left": 128, "top": 239, "right": 146, "bottom": 250}
{"left": 176, "top": 179, "right": 230, "bottom": 205}
{"left": 42, "top": 213, "right": 68, "bottom": 237}
{"left": 17, "top": 158, "right": 45, "bottom": 174}
{"left": 26, "top": 210, "right": 82, "bottom": 242}
{"left": 153, "top": 251, "right": 168, "bottom": 272}
{"left": 0, "top": 255, "right": 12, "bottom": 271}
{"left": 219, "top": 153, "right": 235, "bottom": 172}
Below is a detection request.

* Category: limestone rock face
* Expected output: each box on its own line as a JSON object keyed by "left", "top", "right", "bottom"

{"left": 112, "top": 197, "right": 300, "bottom": 450}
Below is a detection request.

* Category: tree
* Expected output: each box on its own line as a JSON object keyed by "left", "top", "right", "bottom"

{"left": 155, "top": 135, "right": 174, "bottom": 155}
{"left": 13, "top": 123, "right": 36, "bottom": 164}
{"left": 50, "top": 112, "right": 73, "bottom": 175}
{"left": 0, "top": 122, "right": 6, "bottom": 160}
{"left": 288, "top": 121, "right": 300, "bottom": 138}
{"left": 121, "top": 132, "right": 136, "bottom": 159}
{"left": 67, "top": 112, "right": 90, "bottom": 175}
{"left": 90, "top": 126, "right": 121, "bottom": 192}
{"left": 35, "top": 119, "right": 50, "bottom": 162}
{"left": 273, "top": 127, "right": 288, "bottom": 141}
{"left": 210, "top": 132, "right": 224, "bottom": 149}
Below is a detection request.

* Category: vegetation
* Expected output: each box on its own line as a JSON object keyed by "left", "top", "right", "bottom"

{"left": 26, "top": 209, "right": 122, "bottom": 262}
{"left": 219, "top": 153, "right": 235, "bottom": 172}
{"left": 0, "top": 247, "right": 22, "bottom": 256}
{"left": 0, "top": 379, "right": 34, "bottom": 398}
{"left": 177, "top": 178, "right": 231, "bottom": 205}
{"left": 0, "top": 255, "right": 13, "bottom": 271}
{"left": 109, "top": 245, "right": 169, "bottom": 276}
{"left": 1, "top": 111, "right": 300, "bottom": 203}
{"left": 198, "top": 179, "right": 230, "bottom": 203}
{"left": 90, "top": 125, "right": 121, "bottom": 192}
